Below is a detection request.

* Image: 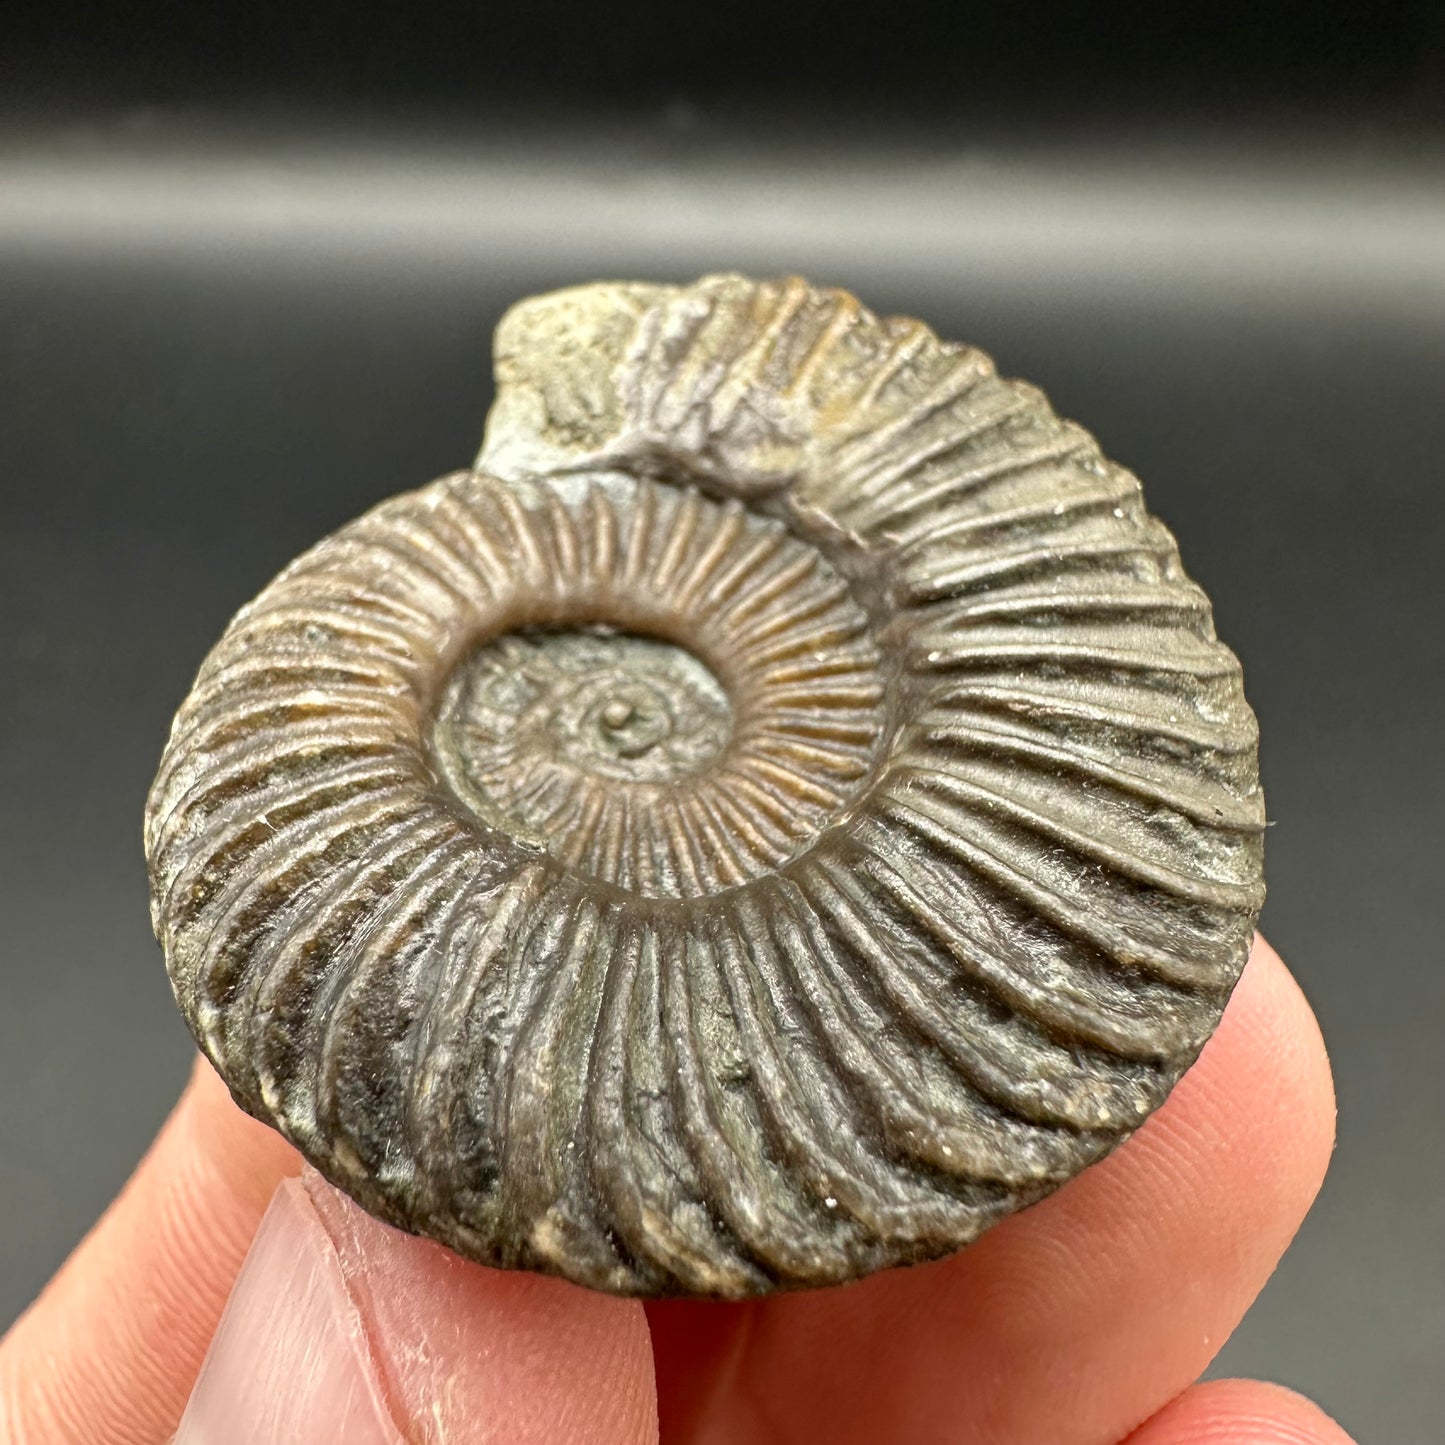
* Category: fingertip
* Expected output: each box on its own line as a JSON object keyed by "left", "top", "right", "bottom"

{"left": 178, "top": 1172, "right": 658, "bottom": 1445}
{"left": 3, "top": 1059, "right": 657, "bottom": 1445}
{"left": 174, "top": 1178, "right": 404, "bottom": 1444}
{"left": 1154, "top": 935, "right": 1336, "bottom": 1249}
{"left": 1124, "top": 1378, "right": 1357, "bottom": 1444}
{"left": 1236, "top": 936, "right": 1335, "bottom": 1184}
{"left": 972, "top": 933, "right": 1336, "bottom": 1322}
{"left": 721, "top": 934, "right": 1342, "bottom": 1445}
{"left": 300, "top": 1171, "right": 658, "bottom": 1445}
{"left": 1220, "top": 936, "right": 1336, "bottom": 1151}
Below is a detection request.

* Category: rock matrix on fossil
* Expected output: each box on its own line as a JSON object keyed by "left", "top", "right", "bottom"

{"left": 145, "top": 275, "right": 1265, "bottom": 1297}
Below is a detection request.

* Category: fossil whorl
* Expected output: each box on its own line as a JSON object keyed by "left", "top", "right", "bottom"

{"left": 145, "top": 274, "right": 1265, "bottom": 1297}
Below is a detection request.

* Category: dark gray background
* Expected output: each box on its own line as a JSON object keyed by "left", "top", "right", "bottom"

{"left": 3, "top": 5, "right": 1444, "bottom": 1439}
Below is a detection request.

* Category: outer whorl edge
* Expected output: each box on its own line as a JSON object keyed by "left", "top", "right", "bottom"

{"left": 145, "top": 274, "right": 1265, "bottom": 1297}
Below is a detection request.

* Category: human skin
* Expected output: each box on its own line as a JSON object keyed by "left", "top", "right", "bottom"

{"left": 0, "top": 936, "right": 1353, "bottom": 1445}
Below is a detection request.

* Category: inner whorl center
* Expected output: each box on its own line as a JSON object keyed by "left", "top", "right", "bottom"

{"left": 437, "top": 628, "right": 732, "bottom": 792}
{"left": 424, "top": 476, "right": 888, "bottom": 898}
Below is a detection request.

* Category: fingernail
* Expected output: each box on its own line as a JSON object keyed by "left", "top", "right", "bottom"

{"left": 173, "top": 1175, "right": 405, "bottom": 1444}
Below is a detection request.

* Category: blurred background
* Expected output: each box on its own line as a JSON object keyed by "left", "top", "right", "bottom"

{"left": 2, "top": 2, "right": 1442, "bottom": 1437}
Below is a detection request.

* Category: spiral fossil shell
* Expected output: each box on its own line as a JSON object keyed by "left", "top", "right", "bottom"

{"left": 145, "top": 274, "right": 1265, "bottom": 1297}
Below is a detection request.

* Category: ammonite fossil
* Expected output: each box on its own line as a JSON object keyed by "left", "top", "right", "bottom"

{"left": 145, "top": 274, "right": 1265, "bottom": 1297}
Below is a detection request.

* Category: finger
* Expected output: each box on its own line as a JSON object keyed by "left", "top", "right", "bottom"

{"left": 1121, "top": 1379, "right": 1355, "bottom": 1444}
{"left": 174, "top": 1170, "right": 657, "bottom": 1445}
{"left": 648, "top": 936, "right": 1337, "bottom": 1445}
{"left": 1, "top": 1057, "right": 300, "bottom": 1444}
{"left": 0, "top": 1061, "right": 658, "bottom": 1445}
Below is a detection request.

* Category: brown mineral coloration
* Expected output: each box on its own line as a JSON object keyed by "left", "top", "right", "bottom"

{"left": 146, "top": 275, "right": 1265, "bottom": 1297}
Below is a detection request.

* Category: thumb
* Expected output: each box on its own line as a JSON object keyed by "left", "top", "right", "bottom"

{"left": 175, "top": 1170, "right": 658, "bottom": 1445}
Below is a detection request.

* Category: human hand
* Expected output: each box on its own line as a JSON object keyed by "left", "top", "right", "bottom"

{"left": 0, "top": 936, "right": 1350, "bottom": 1444}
